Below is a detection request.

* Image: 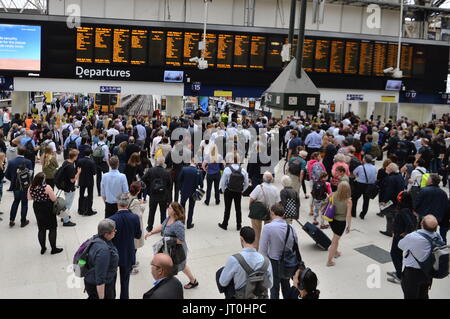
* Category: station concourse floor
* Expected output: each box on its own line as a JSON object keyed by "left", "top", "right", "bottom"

{"left": 0, "top": 155, "right": 449, "bottom": 299}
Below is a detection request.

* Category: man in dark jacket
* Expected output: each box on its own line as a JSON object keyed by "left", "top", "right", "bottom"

{"left": 165, "top": 141, "right": 191, "bottom": 202}
{"left": 114, "top": 127, "right": 129, "bottom": 147}
{"left": 142, "top": 156, "right": 172, "bottom": 232}
{"left": 179, "top": 158, "right": 202, "bottom": 229}
{"left": 415, "top": 174, "right": 449, "bottom": 241}
{"left": 109, "top": 194, "right": 142, "bottom": 299}
{"left": 77, "top": 148, "right": 97, "bottom": 216}
{"left": 125, "top": 136, "right": 141, "bottom": 162}
{"left": 379, "top": 163, "right": 406, "bottom": 237}
{"left": 5, "top": 146, "right": 33, "bottom": 228}
{"left": 143, "top": 253, "right": 183, "bottom": 299}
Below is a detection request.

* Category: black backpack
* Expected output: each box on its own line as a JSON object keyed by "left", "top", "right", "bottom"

{"left": 311, "top": 180, "right": 327, "bottom": 200}
{"left": 54, "top": 162, "right": 69, "bottom": 191}
{"left": 66, "top": 136, "right": 79, "bottom": 150}
{"left": 151, "top": 177, "right": 165, "bottom": 194}
{"left": 24, "top": 139, "right": 36, "bottom": 160}
{"left": 62, "top": 127, "right": 70, "bottom": 141}
{"left": 16, "top": 163, "right": 31, "bottom": 191}
{"left": 349, "top": 156, "right": 362, "bottom": 173}
{"left": 227, "top": 166, "right": 244, "bottom": 193}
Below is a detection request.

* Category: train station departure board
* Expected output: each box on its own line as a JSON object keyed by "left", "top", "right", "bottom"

{"left": 113, "top": 29, "right": 130, "bottom": 63}
{"left": 149, "top": 31, "right": 165, "bottom": 66}
{"left": 76, "top": 27, "right": 94, "bottom": 63}
{"left": 344, "top": 41, "right": 359, "bottom": 74}
{"left": 250, "top": 36, "right": 266, "bottom": 69}
{"left": 358, "top": 41, "right": 373, "bottom": 76}
{"left": 373, "top": 42, "right": 387, "bottom": 76}
{"left": 303, "top": 39, "right": 315, "bottom": 72}
{"left": 329, "top": 40, "right": 344, "bottom": 73}
{"left": 130, "top": 30, "right": 147, "bottom": 65}
{"left": 400, "top": 45, "right": 413, "bottom": 78}
{"left": 203, "top": 33, "right": 217, "bottom": 67}
{"left": 166, "top": 31, "right": 183, "bottom": 66}
{"left": 217, "top": 34, "right": 233, "bottom": 69}
{"left": 95, "top": 28, "right": 113, "bottom": 64}
{"left": 387, "top": 43, "right": 398, "bottom": 71}
{"left": 413, "top": 46, "right": 426, "bottom": 76}
{"left": 266, "top": 37, "right": 283, "bottom": 69}
{"left": 314, "top": 40, "right": 330, "bottom": 72}
{"left": 234, "top": 35, "right": 250, "bottom": 68}
{"left": 183, "top": 32, "right": 200, "bottom": 66}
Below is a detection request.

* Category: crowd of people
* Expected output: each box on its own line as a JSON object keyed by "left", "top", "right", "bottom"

{"left": 1, "top": 103, "right": 449, "bottom": 300}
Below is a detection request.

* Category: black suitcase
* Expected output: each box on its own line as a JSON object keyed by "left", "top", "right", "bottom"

{"left": 296, "top": 220, "right": 331, "bottom": 251}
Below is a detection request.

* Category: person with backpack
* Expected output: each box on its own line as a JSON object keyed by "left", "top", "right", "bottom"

{"left": 287, "top": 148, "right": 307, "bottom": 199}
{"left": 306, "top": 152, "right": 326, "bottom": 216}
{"left": 5, "top": 146, "right": 33, "bottom": 228}
{"left": 82, "top": 219, "right": 119, "bottom": 299}
{"left": 217, "top": 226, "right": 273, "bottom": 299}
{"left": 351, "top": 155, "right": 378, "bottom": 219}
{"left": 142, "top": 156, "right": 172, "bottom": 232}
{"left": 311, "top": 172, "right": 332, "bottom": 229}
{"left": 61, "top": 119, "right": 73, "bottom": 145}
{"left": 27, "top": 172, "right": 63, "bottom": 255}
{"left": 387, "top": 191, "right": 419, "bottom": 284}
{"left": 63, "top": 129, "right": 81, "bottom": 160}
{"left": 93, "top": 134, "right": 110, "bottom": 197}
{"left": 76, "top": 148, "right": 97, "bottom": 216}
{"left": 259, "top": 203, "right": 301, "bottom": 299}
{"left": 398, "top": 215, "right": 448, "bottom": 299}
{"left": 20, "top": 130, "right": 39, "bottom": 170}
{"left": 218, "top": 153, "right": 249, "bottom": 232}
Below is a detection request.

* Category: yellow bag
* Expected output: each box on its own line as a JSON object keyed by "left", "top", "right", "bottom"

{"left": 155, "top": 147, "right": 164, "bottom": 159}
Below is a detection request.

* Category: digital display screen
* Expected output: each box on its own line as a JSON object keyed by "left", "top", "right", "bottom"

{"left": 303, "top": 39, "right": 315, "bottom": 72}
{"left": 113, "top": 29, "right": 130, "bottom": 63}
{"left": 400, "top": 45, "right": 413, "bottom": 78}
{"left": 387, "top": 43, "right": 398, "bottom": 71}
{"left": 314, "top": 39, "right": 330, "bottom": 73}
{"left": 266, "top": 37, "right": 283, "bottom": 69}
{"left": 149, "top": 30, "right": 165, "bottom": 66}
{"left": 76, "top": 27, "right": 94, "bottom": 63}
{"left": 358, "top": 41, "right": 373, "bottom": 76}
{"left": 183, "top": 32, "right": 200, "bottom": 66}
{"left": 233, "top": 35, "right": 250, "bottom": 68}
{"left": 130, "top": 30, "right": 147, "bottom": 65}
{"left": 344, "top": 41, "right": 359, "bottom": 74}
{"left": 413, "top": 46, "right": 426, "bottom": 76}
{"left": 249, "top": 36, "right": 266, "bottom": 69}
{"left": 0, "top": 24, "right": 41, "bottom": 71}
{"left": 95, "top": 28, "right": 112, "bottom": 64}
{"left": 373, "top": 42, "right": 387, "bottom": 76}
{"left": 166, "top": 31, "right": 183, "bottom": 66}
{"left": 217, "top": 34, "right": 233, "bottom": 69}
{"left": 329, "top": 40, "right": 344, "bottom": 73}
{"left": 164, "top": 70, "right": 184, "bottom": 83}
{"left": 386, "top": 79, "right": 402, "bottom": 91}
{"left": 203, "top": 33, "right": 217, "bottom": 67}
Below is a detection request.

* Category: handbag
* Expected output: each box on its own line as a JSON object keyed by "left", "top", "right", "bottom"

{"left": 248, "top": 185, "right": 270, "bottom": 221}
{"left": 322, "top": 196, "right": 336, "bottom": 222}
{"left": 53, "top": 189, "right": 66, "bottom": 215}
{"left": 278, "top": 224, "right": 301, "bottom": 280}
{"left": 363, "top": 165, "right": 379, "bottom": 199}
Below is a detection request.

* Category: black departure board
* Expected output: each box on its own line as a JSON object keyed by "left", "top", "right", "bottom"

{"left": 130, "top": 30, "right": 147, "bottom": 65}
{"left": 303, "top": 39, "right": 315, "bottom": 72}
{"left": 166, "top": 31, "right": 183, "bottom": 66}
{"left": 344, "top": 41, "right": 359, "bottom": 74}
{"left": 183, "top": 32, "right": 200, "bottom": 66}
{"left": 217, "top": 34, "right": 233, "bottom": 68}
{"left": 250, "top": 36, "right": 266, "bottom": 69}
{"left": 314, "top": 40, "right": 330, "bottom": 72}
{"left": 113, "top": 29, "right": 130, "bottom": 63}
{"left": 149, "top": 31, "right": 166, "bottom": 66}
{"left": 76, "top": 27, "right": 94, "bottom": 63}
{"left": 387, "top": 43, "right": 398, "bottom": 71}
{"left": 95, "top": 28, "right": 113, "bottom": 64}
{"left": 413, "top": 46, "right": 426, "bottom": 76}
{"left": 234, "top": 35, "right": 250, "bottom": 68}
{"left": 373, "top": 42, "right": 387, "bottom": 76}
{"left": 358, "top": 41, "right": 373, "bottom": 76}
{"left": 266, "top": 37, "right": 283, "bottom": 69}
{"left": 329, "top": 40, "right": 344, "bottom": 73}
{"left": 400, "top": 45, "right": 413, "bottom": 78}
{"left": 203, "top": 33, "right": 217, "bottom": 67}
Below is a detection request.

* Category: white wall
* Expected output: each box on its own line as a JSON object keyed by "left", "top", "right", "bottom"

{"left": 398, "top": 103, "right": 433, "bottom": 123}
{"left": 318, "top": 88, "right": 399, "bottom": 103}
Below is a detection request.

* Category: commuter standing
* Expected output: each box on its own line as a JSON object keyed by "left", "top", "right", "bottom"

{"left": 101, "top": 156, "right": 129, "bottom": 218}
{"left": 77, "top": 148, "right": 97, "bottom": 216}
{"left": 203, "top": 144, "right": 224, "bottom": 206}
{"left": 304, "top": 126, "right": 323, "bottom": 161}
{"left": 41, "top": 146, "right": 58, "bottom": 189}
{"left": 351, "top": 155, "right": 378, "bottom": 219}
{"left": 179, "top": 158, "right": 202, "bottom": 229}
{"left": 63, "top": 128, "right": 81, "bottom": 160}
{"left": 108, "top": 194, "right": 142, "bottom": 300}
{"left": 57, "top": 149, "right": 79, "bottom": 227}
{"left": 93, "top": 134, "right": 110, "bottom": 197}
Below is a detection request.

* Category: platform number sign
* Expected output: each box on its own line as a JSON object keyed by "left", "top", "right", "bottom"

{"left": 192, "top": 82, "right": 201, "bottom": 92}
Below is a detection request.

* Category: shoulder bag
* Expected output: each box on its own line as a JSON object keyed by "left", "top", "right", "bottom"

{"left": 278, "top": 224, "right": 301, "bottom": 279}
{"left": 248, "top": 185, "right": 270, "bottom": 221}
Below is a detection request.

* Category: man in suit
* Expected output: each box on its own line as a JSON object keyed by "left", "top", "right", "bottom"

{"left": 5, "top": 146, "right": 33, "bottom": 228}
{"left": 142, "top": 156, "right": 172, "bottom": 232}
{"left": 143, "top": 253, "right": 183, "bottom": 299}
{"left": 114, "top": 127, "right": 129, "bottom": 148}
{"left": 77, "top": 148, "right": 97, "bottom": 216}
{"left": 126, "top": 137, "right": 141, "bottom": 163}
{"left": 179, "top": 158, "right": 202, "bottom": 229}
{"left": 109, "top": 194, "right": 142, "bottom": 299}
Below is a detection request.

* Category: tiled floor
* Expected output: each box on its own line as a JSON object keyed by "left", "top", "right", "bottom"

{"left": 0, "top": 156, "right": 449, "bottom": 299}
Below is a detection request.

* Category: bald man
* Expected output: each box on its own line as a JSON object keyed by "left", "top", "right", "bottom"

{"left": 398, "top": 215, "right": 444, "bottom": 299}
{"left": 143, "top": 254, "right": 183, "bottom": 299}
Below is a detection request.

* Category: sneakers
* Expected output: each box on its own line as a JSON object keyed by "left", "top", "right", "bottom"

{"left": 20, "top": 220, "right": 30, "bottom": 228}
{"left": 386, "top": 271, "right": 397, "bottom": 277}
{"left": 387, "top": 273, "right": 401, "bottom": 284}
{"left": 63, "top": 221, "right": 76, "bottom": 227}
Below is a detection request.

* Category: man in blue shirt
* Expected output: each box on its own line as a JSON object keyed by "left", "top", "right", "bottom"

{"left": 134, "top": 120, "right": 147, "bottom": 149}
{"left": 287, "top": 130, "right": 302, "bottom": 160}
{"left": 101, "top": 156, "right": 129, "bottom": 218}
{"left": 64, "top": 129, "right": 81, "bottom": 160}
{"left": 352, "top": 155, "right": 378, "bottom": 219}
{"left": 304, "top": 126, "right": 323, "bottom": 161}
{"left": 20, "top": 130, "right": 39, "bottom": 169}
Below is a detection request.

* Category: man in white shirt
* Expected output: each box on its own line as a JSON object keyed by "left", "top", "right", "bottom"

{"left": 107, "top": 125, "right": 120, "bottom": 146}
{"left": 3, "top": 107, "right": 11, "bottom": 137}
{"left": 342, "top": 117, "right": 351, "bottom": 128}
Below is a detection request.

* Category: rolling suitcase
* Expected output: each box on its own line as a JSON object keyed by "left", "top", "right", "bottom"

{"left": 296, "top": 220, "right": 331, "bottom": 251}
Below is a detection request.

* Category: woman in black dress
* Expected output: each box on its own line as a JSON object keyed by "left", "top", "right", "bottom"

{"left": 27, "top": 172, "right": 63, "bottom": 255}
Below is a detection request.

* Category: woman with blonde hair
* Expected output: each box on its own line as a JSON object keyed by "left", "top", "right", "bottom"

{"left": 327, "top": 181, "right": 352, "bottom": 267}
{"left": 117, "top": 141, "right": 128, "bottom": 173}
{"left": 42, "top": 146, "right": 59, "bottom": 189}
{"left": 202, "top": 144, "right": 224, "bottom": 206}
{"left": 144, "top": 202, "right": 199, "bottom": 289}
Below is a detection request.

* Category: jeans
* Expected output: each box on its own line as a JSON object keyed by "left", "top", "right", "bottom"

{"left": 351, "top": 182, "right": 371, "bottom": 217}
{"left": 181, "top": 195, "right": 196, "bottom": 226}
{"left": 147, "top": 198, "right": 167, "bottom": 231}
{"left": 119, "top": 265, "right": 132, "bottom": 299}
{"left": 269, "top": 258, "right": 291, "bottom": 299}
{"left": 221, "top": 189, "right": 242, "bottom": 228}
{"left": 205, "top": 173, "right": 220, "bottom": 204}
{"left": 64, "top": 191, "right": 76, "bottom": 223}
{"left": 10, "top": 190, "right": 28, "bottom": 223}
